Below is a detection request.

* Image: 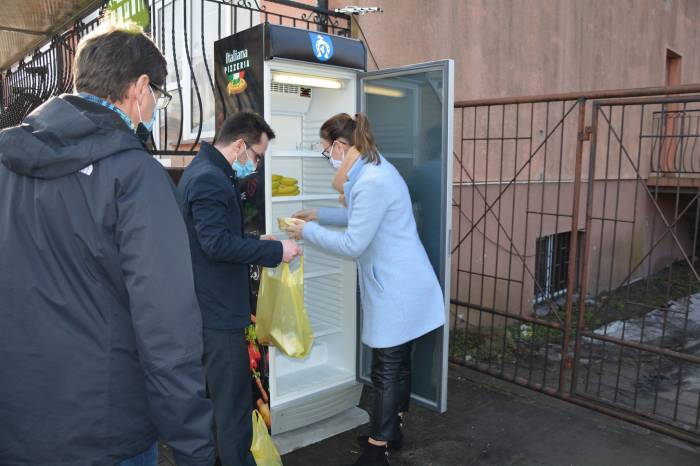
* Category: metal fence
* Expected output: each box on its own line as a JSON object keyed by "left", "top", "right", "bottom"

{"left": 450, "top": 84, "right": 700, "bottom": 445}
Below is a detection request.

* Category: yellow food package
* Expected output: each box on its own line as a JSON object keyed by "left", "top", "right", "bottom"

{"left": 277, "top": 185, "right": 298, "bottom": 194}
{"left": 277, "top": 217, "right": 305, "bottom": 230}
{"left": 256, "top": 257, "right": 314, "bottom": 358}
{"left": 250, "top": 410, "right": 282, "bottom": 466}
{"left": 279, "top": 177, "right": 298, "bottom": 186}
{"left": 281, "top": 189, "right": 300, "bottom": 197}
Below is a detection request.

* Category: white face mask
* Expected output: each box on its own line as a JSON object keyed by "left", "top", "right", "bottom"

{"left": 328, "top": 142, "right": 344, "bottom": 170}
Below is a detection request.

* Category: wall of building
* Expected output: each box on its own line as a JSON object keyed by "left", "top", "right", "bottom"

{"left": 332, "top": 0, "right": 700, "bottom": 101}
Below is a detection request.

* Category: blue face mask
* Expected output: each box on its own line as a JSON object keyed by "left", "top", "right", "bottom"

{"left": 233, "top": 148, "right": 256, "bottom": 178}
{"left": 136, "top": 87, "right": 157, "bottom": 134}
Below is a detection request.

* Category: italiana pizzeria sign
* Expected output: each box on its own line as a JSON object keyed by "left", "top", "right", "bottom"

{"left": 225, "top": 49, "right": 250, "bottom": 95}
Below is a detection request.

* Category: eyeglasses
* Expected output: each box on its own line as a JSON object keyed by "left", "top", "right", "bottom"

{"left": 320, "top": 139, "right": 348, "bottom": 160}
{"left": 246, "top": 144, "right": 264, "bottom": 161}
{"left": 321, "top": 144, "right": 332, "bottom": 160}
{"left": 149, "top": 82, "right": 172, "bottom": 110}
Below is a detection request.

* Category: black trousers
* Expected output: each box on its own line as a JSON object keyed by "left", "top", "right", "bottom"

{"left": 203, "top": 328, "right": 257, "bottom": 466}
{"left": 370, "top": 341, "right": 413, "bottom": 442}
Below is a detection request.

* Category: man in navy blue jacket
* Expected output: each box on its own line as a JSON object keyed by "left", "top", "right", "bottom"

{"left": 0, "top": 24, "right": 214, "bottom": 466}
{"left": 178, "top": 112, "right": 300, "bottom": 466}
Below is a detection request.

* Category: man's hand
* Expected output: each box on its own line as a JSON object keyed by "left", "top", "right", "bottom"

{"left": 280, "top": 239, "right": 302, "bottom": 263}
{"left": 292, "top": 208, "right": 318, "bottom": 222}
{"left": 261, "top": 234, "right": 277, "bottom": 241}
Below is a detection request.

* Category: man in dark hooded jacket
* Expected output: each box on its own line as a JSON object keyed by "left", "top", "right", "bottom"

{"left": 0, "top": 23, "right": 214, "bottom": 466}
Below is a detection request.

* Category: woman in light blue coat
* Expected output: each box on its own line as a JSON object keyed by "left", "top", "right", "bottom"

{"left": 286, "top": 113, "right": 445, "bottom": 466}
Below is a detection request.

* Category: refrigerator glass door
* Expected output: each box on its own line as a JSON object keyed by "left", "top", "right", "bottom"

{"left": 357, "top": 60, "right": 454, "bottom": 412}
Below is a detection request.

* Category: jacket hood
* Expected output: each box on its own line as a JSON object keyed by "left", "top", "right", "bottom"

{"left": 0, "top": 94, "right": 144, "bottom": 179}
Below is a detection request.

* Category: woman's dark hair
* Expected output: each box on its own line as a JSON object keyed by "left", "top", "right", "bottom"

{"left": 320, "top": 113, "right": 380, "bottom": 164}
{"left": 74, "top": 21, "right": 167, "bottom": 102}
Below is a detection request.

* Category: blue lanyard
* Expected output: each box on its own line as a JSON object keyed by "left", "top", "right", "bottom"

{"left": 78, "top": 93, "right": 135, "bottom": 130}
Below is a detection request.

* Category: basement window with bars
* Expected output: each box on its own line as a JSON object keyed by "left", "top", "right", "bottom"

{"left": 534, "top": 231, "right": 583, "bottom": 303}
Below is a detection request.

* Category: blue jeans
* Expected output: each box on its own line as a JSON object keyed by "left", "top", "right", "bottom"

{"left": 115, "top": 442, "right": 158, "bottom": 466}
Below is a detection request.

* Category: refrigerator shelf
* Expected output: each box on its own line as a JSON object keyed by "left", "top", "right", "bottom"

{"left": 274, "top": 364, "right": 355, "bottom": 404}
{"left": 270, "top": 150, "right": 325, "bottom": 159}
{"left": 271, "top": 194, "right": 340, "bottom": 203}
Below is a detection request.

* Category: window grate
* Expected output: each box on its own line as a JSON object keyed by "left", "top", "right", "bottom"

{"left": 534, "top": 231, "right": 583, "bottom": 303}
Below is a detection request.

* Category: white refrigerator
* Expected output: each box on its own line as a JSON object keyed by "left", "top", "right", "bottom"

{"left": 215, "top": 24, "right": 453, "bottom": 453}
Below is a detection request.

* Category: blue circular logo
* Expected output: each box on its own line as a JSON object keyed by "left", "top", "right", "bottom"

{"left": 309, "top": 33, "right": 334, "bottom": 62}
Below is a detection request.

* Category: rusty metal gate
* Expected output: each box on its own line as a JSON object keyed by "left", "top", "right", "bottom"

{"left": 450, "top": 84, "right": 700, "bottom": 445}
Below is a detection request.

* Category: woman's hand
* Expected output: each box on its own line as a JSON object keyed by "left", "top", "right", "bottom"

{"left": 285, "top": 218, "right": 306, "bottom": 241}
{"left": 292, "top": 208, "right": 318, "bottom": 222}
{"left": 339, "top": 194, "right": 347, "bottom": 207}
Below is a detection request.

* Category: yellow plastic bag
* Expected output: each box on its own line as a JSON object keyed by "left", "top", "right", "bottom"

{"left": 256, "top": 257, "right": 314, "bottom": 358}
{"left": 250, "top": 409, "right": 282, "bottom": 466}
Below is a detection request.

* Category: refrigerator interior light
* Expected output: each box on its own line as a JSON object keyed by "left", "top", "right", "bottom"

{"left": 272, "top": 72, "right": 343, "bottom": 89}
{"left": 364, "top": 84, "right": 405, "bottom": 98}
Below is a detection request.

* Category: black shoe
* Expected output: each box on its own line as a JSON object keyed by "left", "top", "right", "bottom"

{"left": 356, "top": 431, "right": 403, "bottom": 451}
{"left": 357, "top": 414, "right": 404, "bottom": 451}
{"left": 345, "top": 443, "right": 390, "bottom": 466}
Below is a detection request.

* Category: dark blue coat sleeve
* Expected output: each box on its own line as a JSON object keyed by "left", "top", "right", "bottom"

{"left": 189, "top": 171, "right": 283, "bottom": 267}
{"left": 116, "top": 155, "right": 215, "bottom": 466}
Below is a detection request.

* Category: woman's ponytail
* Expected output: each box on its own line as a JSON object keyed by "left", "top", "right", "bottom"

{"left": 352, "top": 113, "right": 380, "bottom": 164}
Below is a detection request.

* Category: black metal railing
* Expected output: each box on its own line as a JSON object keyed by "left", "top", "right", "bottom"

{"left": 0, "top": 0, "right": 351, "bottom": 157}
{"left": 0, "top": 13, "right": 102, "bottom": 128}
{"left": 650, "top": 109, "right": 700, "bottom": 174}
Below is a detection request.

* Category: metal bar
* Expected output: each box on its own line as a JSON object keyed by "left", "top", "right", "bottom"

{"left": 200, "top": 0, "right": 217, "bottom": 144}
{"left": 589, "top": 216, "right": 634, "bottom": 224}
{"left": 525, "top": 211, "right": 574, "bottom": 218}
{"left": 593, "top": 106, "right": 614, "bottom": 398}
{"left": 579, "top": 330, "right": 700, "bottom": 365}
{"left": 171, "top": 0, "right": 183, "bottom": 151}
{"left": 516, "top": 102, "right": 535, "bottom": 381}
{"left": 610, "top": 105, "right": 627, "bottom": 404}
{"left": 461, "top": 136, "right": 532, "bottom": 141}
{"left": 451, "top": 300, "right": 562, "bottom": 331}
{"left": 264, "top": 0, "right": 351, "bottom": 18}
{"left": 559, "top": 100, "right": 586, "bottom": 392}
{"left": 640, "top": 133, "right": 700, "bottom": 138}
{"left": 183, "top": 0, "right": 203, "bottom": 151}
{"left": 464, "top": 106, "right": 478, "bottom": 363}
{"left": 204, "top": 0, "right": 351, "bottom": 35}
{"left": 477, "top": 105, "right": 491, "bottom": 366}
{"left": 455, "top": 84, "right": 700, "bottom": 108}
{"left": 630, "top": 104, "right": 649, "bottom": 411}
{"left": 450, "top": 106, "right": 466, "bottom": 358}
{"left": 456, "top": 269, "right": 524, "bottom": 284}
{"left": 501, "top": 103, "right": 521, "bottom": 376}
{"left": 487, "top": 104, "right": 507, "bottom": 369}
{"left": 537, "top": 101, "right": 552, "bottom": 386}
{"left": 571, "top": 102, "right": 600, "bottom": 395}
{"left": 596, "top": 94, "right": 700, "bottom": 107}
